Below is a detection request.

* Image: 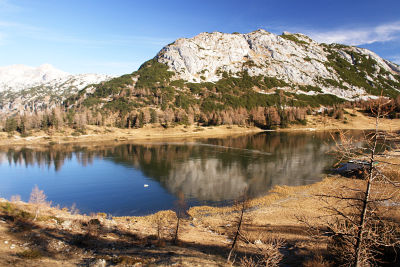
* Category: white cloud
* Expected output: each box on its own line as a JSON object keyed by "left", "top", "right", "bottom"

{"left": 390, "top": 55, "right": 400, "bottom": 65}
{"left": 305, "top": 21, "right": 400, "bottom": 45}
{"left": 80, "top": 61, "right": 144, "bottom": 74}
{"left": 0, "top": 20, "right": 41, "bottom": 33}
{"left": 0, "top": 32, "right": 4, "bottom": 45}
{"left": 0, "top": 20, "right": 172, "bottom": 47}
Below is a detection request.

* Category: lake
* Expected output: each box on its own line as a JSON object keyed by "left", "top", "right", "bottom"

{"left": 0, "top": 131, "right": 345, "bottom": 216}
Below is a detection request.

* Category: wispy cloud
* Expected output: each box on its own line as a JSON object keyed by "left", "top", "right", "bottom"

{"left": 0, "top": 0, "right": 21, "bottom": 12}
{"left": 390, "top": 55, "right": 400, "bottom": 65}
{"left": 0, "top": 20, "right": 42, "bottom": 33}
{"left": 80, "top": 61, "right": 144, "bottom": 74}
{"left": 0, "top": 32, "right": 5, "bottom": 45}
{"left": 37, "top": 34, "right": 172, "bottom": 47}
{"left": 304, "top": 21, "right": 400, "bottom": 45}
{"left": 0, "top": 20, "right": 43, "bottom": 46}
{"left": 0, "top": 19, "right": 172, "bottom": 48}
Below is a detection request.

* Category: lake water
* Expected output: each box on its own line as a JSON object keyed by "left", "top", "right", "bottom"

{"left": 0, "top": 131, "right": 344, "bottom": 216}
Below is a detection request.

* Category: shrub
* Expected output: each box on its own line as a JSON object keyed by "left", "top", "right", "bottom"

{"left": 4, "top": 117, "right": 17, "bottom": 133}
{"left": 29, "top": 185, "right": 48, "bottom": 221}
{"left": 17, "top": 249, "right": 42, "bottom": 259}
{"left": 280, "top": 34, "right": 308, "bottom": 45}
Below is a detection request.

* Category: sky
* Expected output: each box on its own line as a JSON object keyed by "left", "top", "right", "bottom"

{"left": 0, "top": 0, "right": 399, "bottom": 75}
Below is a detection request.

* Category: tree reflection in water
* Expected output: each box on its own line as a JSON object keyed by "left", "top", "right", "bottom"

{"left": 0, "top": 131, "right": 364, "bottom": 214}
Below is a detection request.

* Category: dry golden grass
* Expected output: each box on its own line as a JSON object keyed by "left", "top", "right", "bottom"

{"left": 302, "top": 254, "right": 333, "bottom": 267}
{"left": 0, "top": 124, "right": 263, "bottom": 147}
{"left": 281, "top": 108, "right": 400, "bottom": 132}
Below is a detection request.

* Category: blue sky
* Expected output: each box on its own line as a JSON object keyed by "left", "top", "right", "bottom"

{"left": 0, "top": 0, "right": 399, "bottom": 75}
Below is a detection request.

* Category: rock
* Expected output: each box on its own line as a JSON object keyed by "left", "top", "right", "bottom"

{"left": 10, "top": 244, "right": 15, "bottom": 249}
{"left": 4, "top": 240, "right": 8, "bottom": 244}
{"left": 254, "top": 239, "right": 263, "bottom": 245}
{"left": 89, "top": 258, "right": 107, "bottom": 267}
{"left": 156, "top": 30, "right": 400, "bottom": 100}
{"left": 61, "top": 220, "right": 73, "bottom": 230}
{"left": 88, "top": 218, "right": 101, "bottom": 226}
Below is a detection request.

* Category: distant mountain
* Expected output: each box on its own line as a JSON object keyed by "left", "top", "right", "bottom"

{"left": 0, "top": 64, "right": 112, "bottom": 114}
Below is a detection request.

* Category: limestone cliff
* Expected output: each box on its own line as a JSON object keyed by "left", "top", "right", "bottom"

{"left": 156, "top": 29, "right": 400, "bottom": 99}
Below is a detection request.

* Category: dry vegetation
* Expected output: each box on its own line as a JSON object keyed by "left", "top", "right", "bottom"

{"left": 1, "top": 159, "right": 399, "bottom": 266}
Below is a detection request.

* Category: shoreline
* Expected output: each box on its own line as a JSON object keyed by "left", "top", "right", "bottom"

{"left": 0, "top": 110, "right": 398, "bottom": 147}
{"left": 0, "top": 125, "right": 264, "bottom": 147}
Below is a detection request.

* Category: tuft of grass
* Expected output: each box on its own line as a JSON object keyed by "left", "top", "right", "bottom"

{"left": 303, "top": 255, "right": 333, "bottom": 267}
{"left": 111, "top": 255, "right": 147, "bottom": 265}
{"left": 17, "top": 249, "right": 43, "bottom": 259}
{"left": 71, "top": 128, "right": 86, "bottom": 136}
{"left": 97, "top": 212, "right": 107, "bottom": 218}
{"left": 1, "top": 203, "right": 34, "bottom": 221}
{"left": 2, "top": 202, "right": 15, "bottom": 214}
{"left": 38, "top": 215, "right": 64, "bottom": 224}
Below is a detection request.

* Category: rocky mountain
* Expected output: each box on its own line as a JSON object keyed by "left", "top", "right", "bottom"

{"left": 0, "top": 64, "right": 112, "bottom": 114}
{"left": 3, "top": 30, "right": 400, "bottom": 130}
{"left": 156, "top": 29, "right": 400, "bottom": 99}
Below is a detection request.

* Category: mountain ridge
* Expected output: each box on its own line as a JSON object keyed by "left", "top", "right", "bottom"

{"left": 1, "top": 29, "right": 400, "bottom": 131}
{"left": 155, "top": 29, "right": 400, "bottom": 99}
{"left": 0, "top": 64, "right": 113, "bottom": 114}
{"left": 57, "top": 29, "right": 400, "bottom": 129}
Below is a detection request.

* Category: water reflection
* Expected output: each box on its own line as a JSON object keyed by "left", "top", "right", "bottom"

{"left": 0, "top": 131, "right": 350, "bottom": 215}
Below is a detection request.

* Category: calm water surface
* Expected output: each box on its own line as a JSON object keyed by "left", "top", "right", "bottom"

{"left": 0, "top": 131, "right": 347, "bottom": 216}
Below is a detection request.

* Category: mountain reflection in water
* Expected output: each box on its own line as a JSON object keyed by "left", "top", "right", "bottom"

{"left": 0, "top": 131, "right": 352, "bottom": 215}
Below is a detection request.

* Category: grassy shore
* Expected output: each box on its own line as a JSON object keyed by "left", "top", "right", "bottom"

{"left": 0, "top": 109, "right": 399, "bottom": 147}
{"left": 0, "top": 124, "right": 264, "bottom": 147}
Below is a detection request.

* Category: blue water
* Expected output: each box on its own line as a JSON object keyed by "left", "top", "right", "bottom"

{"left": 0, "top": 131, "right": 341, "bottom": 216}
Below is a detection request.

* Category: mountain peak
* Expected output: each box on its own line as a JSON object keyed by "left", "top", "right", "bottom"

{"left": 155, "top": 30, "right": 400, "bottom": 99}
{"left": 37, "top": 63, "right": 62, "bottom": 71}
{"left": 0, "top": 64, "right": 70, "bottom": 92}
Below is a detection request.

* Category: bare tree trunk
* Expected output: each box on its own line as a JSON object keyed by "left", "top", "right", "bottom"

{"left": 307, "top": 96, "right": 398, "bottom": 266}
{"left": 354, "top": 105, "right": 380, "bottom": 267}
{"left": 174, "top": 217, "right": 180, "bottom": 245}
{"left": 33, "top": 207, "right": 39, "bottom": 221}
{"left": 227, "top": 199, "right": 245, "bottom": 263}
{"left": 173, "top": 192, "right": 186, "bottom": 245}
{"left": 354, "top": 165, "right": 373, "bottom": 266}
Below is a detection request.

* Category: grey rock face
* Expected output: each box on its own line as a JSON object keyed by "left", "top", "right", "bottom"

{"left": 156, "top": 29, "right": 400, "bottom": 100}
